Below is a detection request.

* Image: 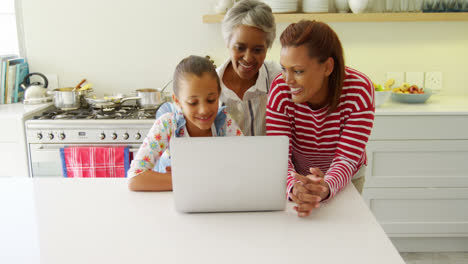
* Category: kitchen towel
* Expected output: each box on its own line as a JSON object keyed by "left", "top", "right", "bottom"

{"left": 60, "top": 146, "right": 130, "bottom": 178}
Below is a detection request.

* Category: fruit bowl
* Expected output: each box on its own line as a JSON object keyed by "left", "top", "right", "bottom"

{"left": 374, "top": 91, "right": 391, "bottom": 107}
{"left": 391, "top": 88, "right": 433, "bottom": 104}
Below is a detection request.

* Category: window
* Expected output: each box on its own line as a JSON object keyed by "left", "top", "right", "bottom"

{"left": 0, "top": 0, "right": 20, "bottom": 55}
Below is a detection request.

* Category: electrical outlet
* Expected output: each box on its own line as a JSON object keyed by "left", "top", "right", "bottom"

{"left": 386, "top": 72, "right": 405, "bottom": 87}
{"left": 405, "top": 72, "right": 424, "bottom": 88}
{"left": 424, "top": 72, "right": 442, "bottom": 93}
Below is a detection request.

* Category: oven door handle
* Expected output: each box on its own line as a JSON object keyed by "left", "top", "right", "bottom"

{"left": 129, "top": 148, "right": 140, "bottom": 153}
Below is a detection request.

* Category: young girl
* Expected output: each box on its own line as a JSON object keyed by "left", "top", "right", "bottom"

{"left": 127, "top": 55, "right": 243, "bottom": 191}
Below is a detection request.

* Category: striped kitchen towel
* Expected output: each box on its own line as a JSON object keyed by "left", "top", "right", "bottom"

{"left": 60, "top": 146, "right": 130, "bottom": 178}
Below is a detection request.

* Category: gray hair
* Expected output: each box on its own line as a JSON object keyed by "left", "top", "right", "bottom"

{"left": 173, "top": 55, "right": 221, "bottom": 97}
{"left": 222, "top": 0, "right": 276, "bottom": 48}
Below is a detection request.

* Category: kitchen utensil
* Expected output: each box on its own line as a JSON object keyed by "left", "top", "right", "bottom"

{"left": 159, "top": 79, "right": 172, "bottom": 94}
{"left": 85, "top": 94, "right": 136, "bottom": 109}
{"left": 49, "top": 87, "right": 81, "bottom": 110}
{"left": 135, "top": 88, "right": 162, "bottom": 109}
{"left": 74, "top": 79, "right": 87, "bottom": 91}
{"left": 21, "top": 73, "right": 49, "bottom": 100}
{"left": 79, "top": 83, "right": 92, "bottom": 91}
{"left": 391, "top": 88, "right": 432, "bottom": 104}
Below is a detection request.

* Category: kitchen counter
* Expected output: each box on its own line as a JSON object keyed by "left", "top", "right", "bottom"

{"left": 376, "top": 94, "right": 468, "bottom": 115}
{"left": 0, "top": 102, "right": 53, "bottom": 118}
{"left": 0, "top": 178, "right": 404, "bottom": 264}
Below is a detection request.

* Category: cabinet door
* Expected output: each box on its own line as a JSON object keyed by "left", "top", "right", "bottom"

{"left": 0, "top": 118, "right": 29, "bottom": 177}
{"left": 365, "top": 140, "right": 468, "bottom": 188}
{"left": 371, "top": 115, "right": 468, "bottom": 140}
{"left": 363, "top": 188, "right": 468, "bottom": 237}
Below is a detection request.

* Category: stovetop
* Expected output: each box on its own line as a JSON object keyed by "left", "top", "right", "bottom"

{"left": 32, "top": 105, "right": 157, "bottom": 120}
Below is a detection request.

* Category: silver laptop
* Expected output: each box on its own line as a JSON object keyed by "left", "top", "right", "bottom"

{"left": 171, "top": 136, "right": 289, "bottom": 213}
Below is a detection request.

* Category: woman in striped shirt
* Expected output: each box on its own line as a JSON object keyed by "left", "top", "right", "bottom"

{"left": 266, "top": 20, "right": 375, "bottom": 217}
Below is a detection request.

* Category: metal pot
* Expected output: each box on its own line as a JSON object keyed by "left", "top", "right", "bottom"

{"left": 135, "top": 88, "right": 162, "bottom": 109}
{"left": 84, "top": 89, "right": 161, "bottom": 110}
{"left": 48, "top": 87, "right": 81, "bottom": 110}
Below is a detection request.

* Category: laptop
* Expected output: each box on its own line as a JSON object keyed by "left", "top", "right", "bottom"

{"left": 171, "top": 136, "right": 289, "bottom": 213}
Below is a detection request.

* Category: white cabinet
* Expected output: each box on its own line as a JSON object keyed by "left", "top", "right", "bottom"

{"left": 363, "top": 188, "right": 468, "bottom": 236}
{"left": 0, "top": 103, "right": 52, "bottom": 177}
{"left": 365, "top": 140, "right": 468, "bottom": 188}
{"left": 363, "top": 114, "right": 468, "bottom": 250}
{"left": 0, "top": 117, "right": 29, "bottom": 177}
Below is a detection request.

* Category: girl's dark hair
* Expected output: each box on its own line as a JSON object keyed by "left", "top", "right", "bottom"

{"left": 280, "top": 20, "right": 345, "bottom": 113}
{"left": 173, "top": 55, "right": 221, "bottom": 96}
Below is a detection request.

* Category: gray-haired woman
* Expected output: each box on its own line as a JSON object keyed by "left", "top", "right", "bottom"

{"left": 218, "top": 0, "right": 281, "bottom": 136}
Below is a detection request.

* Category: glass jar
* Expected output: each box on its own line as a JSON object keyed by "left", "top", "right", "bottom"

{"left": 446, "top": 0, "right": 462, "bottom": 11}
{"left": 463, "top": 0, "right": 468, "bottom": 11}
{"left": 422, "top": 0, "right": 434, "bottom": 11}
{"left": 385, "top": 0, "right": 395, "bottom": 11}
{"left": 401, "top": 0, "right": 410, "bottom": 10}
{"left": 431, "top": 0, "right": 446, "bottom": 11}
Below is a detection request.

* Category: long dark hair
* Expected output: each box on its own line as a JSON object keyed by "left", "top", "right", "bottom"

{"left": 280, "top": 20, "right": 345, "bottom": 113}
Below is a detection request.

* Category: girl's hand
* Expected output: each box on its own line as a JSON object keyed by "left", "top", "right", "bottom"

{"left": 290, "top": 168, "right": 330, "bottom": 217}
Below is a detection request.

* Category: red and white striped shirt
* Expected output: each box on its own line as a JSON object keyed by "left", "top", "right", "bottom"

{"left": 266, "top": 67, "right": 375, "bottom": 199}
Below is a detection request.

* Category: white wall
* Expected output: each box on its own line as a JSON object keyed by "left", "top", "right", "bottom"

{"left": 20, "top": 0, "right": 468, "bottom": 96}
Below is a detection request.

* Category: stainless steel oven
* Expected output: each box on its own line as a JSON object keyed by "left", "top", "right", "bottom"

{"left": 25, "top": 106, "right": 156, "bottom": 177}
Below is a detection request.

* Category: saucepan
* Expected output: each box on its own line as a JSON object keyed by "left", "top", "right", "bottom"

{"left": 101, "top": 89, "right": 161, "bottom": 110}
{"left": 85, "top": 80, "right": 171, "bottom": 110}
{"left": 85, "top": 91, "right": 160, "bottom": 110}
{"left": 85, "top": 94, "right": 129, "bottom": 109}
{"left": 48, "top": 79, "right": 93, "bottom": 110}
{"left": 125, "top": 80, "right": 172, "bottom": 109}
{"left": 133, "top": 88, "right": 162, "bottom": 110}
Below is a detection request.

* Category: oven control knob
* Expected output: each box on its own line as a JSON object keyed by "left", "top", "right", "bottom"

{"left": 112, "top": 133, "right": 118, "bottom": 140}
{"left": 36, "top": 133, "right": 43, "bottom": 140}
{"left": 135, "top": 133, "right": 141, "bottom": 140}
{"left": 123, "top": 133, "right": 129, "bottom": 140}
{"left": 48, "top": 133, "right": 54, "bottom": 140}
{"left": 100, "top": 133, "right": 106, "bottom": 140}
{"left": 59, "top": 133, "right": 66, "bottom": 140}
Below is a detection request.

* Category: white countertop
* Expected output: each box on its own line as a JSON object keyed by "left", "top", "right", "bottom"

{"left": 376, "top": 94, "right": 468, "bottom": 115}
{"left": 0, "top": 178, "right": 404, "bottom": 264}
{"left": 0, "top": 102, "right": 53, "bottom": 118}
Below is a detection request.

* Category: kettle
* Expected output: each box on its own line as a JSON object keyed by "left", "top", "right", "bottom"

{"left": 21, "top": 73, "right": 49, "bottom": 99}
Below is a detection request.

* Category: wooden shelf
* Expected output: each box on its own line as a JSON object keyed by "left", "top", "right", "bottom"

{"left": 203, "top": 12, "right": 468, "bottom": 23}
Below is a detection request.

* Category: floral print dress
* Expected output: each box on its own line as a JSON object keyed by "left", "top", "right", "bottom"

{"left": 127, "top": 110, "right": 243, "bottom": 179}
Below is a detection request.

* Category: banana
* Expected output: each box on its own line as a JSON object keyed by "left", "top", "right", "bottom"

{"left": 384, "top": 78, "right": 395, "bottom": 90}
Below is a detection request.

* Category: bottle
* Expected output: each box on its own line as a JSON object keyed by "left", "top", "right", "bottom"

{"left": 401, "top": 0, "right": 409, "bottom": 10}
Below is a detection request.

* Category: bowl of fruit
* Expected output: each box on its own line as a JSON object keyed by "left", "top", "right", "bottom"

{"left": 373, "top": 82, "right": 391, "bottom": 107}
{"left": 391, "top": 82, "right": 432, "bottom": 104}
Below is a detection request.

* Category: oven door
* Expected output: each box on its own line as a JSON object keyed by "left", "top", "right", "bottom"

{"left": 28, "top": 144, "right": 141, "bottom": 177}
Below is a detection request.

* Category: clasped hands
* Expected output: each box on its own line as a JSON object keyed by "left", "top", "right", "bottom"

{"left": 291, "top": 168, "right": 330, "bottom": 217}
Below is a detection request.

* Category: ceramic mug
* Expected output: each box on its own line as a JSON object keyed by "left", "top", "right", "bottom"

{"left": 335, "top": 0, "right": 351, "bottom": 12}
{"left": 348, "top": 0, "right": 369, "bottom": 13}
